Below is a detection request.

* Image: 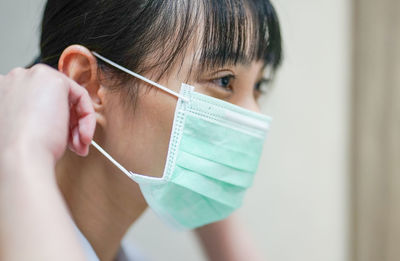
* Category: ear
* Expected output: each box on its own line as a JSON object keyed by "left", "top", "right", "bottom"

{"left": 58, "top": 45, "right": 106, "bottom": 127}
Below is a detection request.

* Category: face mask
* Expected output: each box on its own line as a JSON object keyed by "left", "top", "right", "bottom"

{"left": 90, "top": 52, "right": 272, "bottom": 229}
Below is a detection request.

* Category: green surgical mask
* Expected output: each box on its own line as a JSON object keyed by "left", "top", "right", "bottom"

{"left": 91, "top": 52, "right": 271, "bottom": 229}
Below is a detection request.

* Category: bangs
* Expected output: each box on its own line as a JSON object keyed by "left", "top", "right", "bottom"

{"left": 39, "top": 0, "right": 282, "bottom": 106}
{"left": 199, "top": 0, "right": 282, "bottom": 70}
{"left": 42, "top": 0, "right": 282, "bottom": 83}
{"left": 122, "top": 0, "right": 283, "bottom": 78}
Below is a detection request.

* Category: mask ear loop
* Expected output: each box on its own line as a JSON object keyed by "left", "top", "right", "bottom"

{"left": 91, "top": 140, "right": 134, "bottom": 179}
{"left": 88, "top": 52, "right": 188, "bottom": 179}
{"left": 92, "top": 52, "right": 189, "bottom": 102}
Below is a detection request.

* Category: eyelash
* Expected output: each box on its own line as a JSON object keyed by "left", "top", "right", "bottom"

{"left": 210, "top": 75, "right": 271, "bottom": 95}
{"left": 212, "top": 75, "right": 235, "bottom": 92}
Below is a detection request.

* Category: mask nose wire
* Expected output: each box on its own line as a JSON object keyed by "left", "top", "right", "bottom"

{"left": 92, "top": 52, "right": 189, "bottom": 102}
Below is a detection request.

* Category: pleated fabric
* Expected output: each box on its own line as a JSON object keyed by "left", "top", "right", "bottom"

{"left": 135, "top": 84, "right": 271, "bottom": 229}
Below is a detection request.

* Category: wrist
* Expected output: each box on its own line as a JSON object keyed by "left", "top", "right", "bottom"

{"left": 0, "top": 140, "right": 55, "bottom": 182}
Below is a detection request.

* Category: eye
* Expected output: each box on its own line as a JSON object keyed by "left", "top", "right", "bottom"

{"left": 212, "top": 75, "right": 235, "bottom": 92}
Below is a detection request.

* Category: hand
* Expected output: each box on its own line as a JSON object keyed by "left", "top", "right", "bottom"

{"left": 0, "top": 64, "right": 96, "bottom": 165}
{"left": 0, "top": 65, "right": 94, "bottom": 261}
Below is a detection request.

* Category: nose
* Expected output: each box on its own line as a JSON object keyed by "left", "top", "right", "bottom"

{"left": 233, "top": 94, "right": 261, "bottom": 113}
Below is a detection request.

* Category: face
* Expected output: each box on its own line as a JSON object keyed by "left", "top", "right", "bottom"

{"left": 97, "top": 48, "right": 270, "bottom": 179}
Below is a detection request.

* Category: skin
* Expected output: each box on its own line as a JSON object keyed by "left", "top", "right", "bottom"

{"left": 0, "top": 43, "right": 267, "bottom": 260}
{"left": 0, "top": 65, "right": 96, "bottom": 261}
{"left": 55, "top": 45, "right": 267, "bottom": 261}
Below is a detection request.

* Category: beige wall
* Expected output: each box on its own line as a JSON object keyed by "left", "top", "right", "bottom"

{"left": 352, "top": 0, "right": 400, "bottom": 260}
{"left": 243, "top": 1, "right": 350, "bottom": 260}
{"left": 0, "top": 0, "right": 351, "bottom": 260}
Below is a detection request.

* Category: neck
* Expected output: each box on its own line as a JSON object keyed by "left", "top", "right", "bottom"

{"left": 56, "top": 147, "right": 147, "bottom": 261}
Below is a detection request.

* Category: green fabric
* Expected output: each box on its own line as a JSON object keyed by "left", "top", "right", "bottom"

{"left": 134, "top": 84, "right": 271, "bottom": 229}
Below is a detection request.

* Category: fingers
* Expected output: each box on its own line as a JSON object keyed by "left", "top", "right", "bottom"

{"left": 69, "top": 125, "right": 89, "bottom": 156}
{"left": 30, "top": 64, "right": 96, "bottom": 156}
{"left": 33, "top": 64, "right": 96, "bottom": 156}
{"left": 4, "top": 64, "right": 96, "bottom": 157}
{"left": 64, "top": 77, "right": 96, "bottom": 156}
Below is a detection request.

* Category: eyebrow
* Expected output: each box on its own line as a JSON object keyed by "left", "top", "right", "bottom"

{"left": 198, "top": 49, "right": 254, "bottom": 71}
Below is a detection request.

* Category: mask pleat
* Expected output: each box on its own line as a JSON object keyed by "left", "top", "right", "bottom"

{"left": 183, "top": 114, "right": 265, "bottom": 153}
{"left": 179, "top": 135, "right": 259, "bottom": 172}
{"left": 87, "top": 60, "right": 272, "bottom": 229}
{"left": 176, "top": 150, "right": 254, "bottom": 188}
{"left": 141, "top": 182, "right": 236, "bottom": 228}
{"left": 171, "top": 166, "right": 245, "bottom": 208}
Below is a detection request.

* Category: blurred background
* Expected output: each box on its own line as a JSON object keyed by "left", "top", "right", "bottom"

{"left": 1, "top": 0, "right": 398, "bottom": 261}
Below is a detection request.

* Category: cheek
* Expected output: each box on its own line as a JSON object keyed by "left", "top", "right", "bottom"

{"left": 103, "top": 92, "right": 177, "bottom": 178}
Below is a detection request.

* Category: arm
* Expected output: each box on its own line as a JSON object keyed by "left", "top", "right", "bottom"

{"left": 0, "top": 148, "right": 87, "bottom": 261}
{"left": 0, "top": 65, "right": 95, "bottom": 261}
{"left": 195, "top": 214, "right": 265, "bottom": 261}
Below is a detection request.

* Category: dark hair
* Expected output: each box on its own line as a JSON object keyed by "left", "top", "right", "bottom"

{"left": 38, "top": 0, "right": 282, "bottom": 97}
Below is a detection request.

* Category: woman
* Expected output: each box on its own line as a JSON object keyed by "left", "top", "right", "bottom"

{"left": 0, "top": 0, "right": 282, "bottom": 260}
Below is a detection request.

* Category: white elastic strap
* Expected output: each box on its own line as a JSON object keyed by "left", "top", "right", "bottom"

{"left": 90, "top": 140, "right": 134, "bottom": 179}
{"left": 92, "top": 52, "right": 188, "bottom": 102}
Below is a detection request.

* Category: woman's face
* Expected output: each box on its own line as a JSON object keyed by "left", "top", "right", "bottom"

{"left": 98, "top": 49, "right": 268, "bottom": 178}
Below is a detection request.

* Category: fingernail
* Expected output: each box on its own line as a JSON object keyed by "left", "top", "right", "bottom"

{"left": 73, "top": 127, "right": 80, "bottom": 148}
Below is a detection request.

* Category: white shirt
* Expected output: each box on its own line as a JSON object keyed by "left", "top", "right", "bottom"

{"left": 74, "top": 224, "right": 148, "bottom": 261}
